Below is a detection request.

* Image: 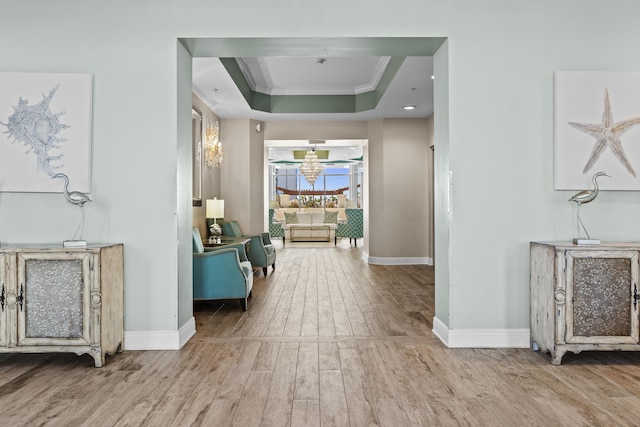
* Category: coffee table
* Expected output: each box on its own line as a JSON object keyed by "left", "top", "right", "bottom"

{"left": 290, "top": 225, "right": 331, "bottom": 242}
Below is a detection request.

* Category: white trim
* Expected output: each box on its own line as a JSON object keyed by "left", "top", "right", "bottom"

{"left": 124, "top": 316, "right": 196, "bottom": 350}
{"left": 432, "top": 316, "right": 450, "bottom": 346}
{"left": 353, "top": 57, "right": 392, "bottom": 94}
{"left": 179, "top": 316, "right": 196, "bottom": 348}
{"left": 432, "top": 316, "right": 530, "bottom": 348}
{"left": 235, "top": 58, "right": 258, "bottom": 91}
{"left": 363, "top": 252, "right": 432, "bottom": 265}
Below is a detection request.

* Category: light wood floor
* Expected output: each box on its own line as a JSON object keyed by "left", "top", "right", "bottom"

{"left": 3, "top": 241, "right": 640, "bottom": 426}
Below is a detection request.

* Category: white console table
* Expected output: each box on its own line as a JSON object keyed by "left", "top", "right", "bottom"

{"left": 531, "top": 242, "right": 640, "bottom": 365}
{"left": 0, "top": 244, "right": 124, "bottom": 367}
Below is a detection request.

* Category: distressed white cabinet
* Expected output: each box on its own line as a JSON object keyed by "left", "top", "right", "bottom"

{"left": 530, "top": 242, "right": 640, "bottom": 365}
{"left": 0, "top": 244, "right": 123, "bottom": 367}
{"left": 0, "top": 252, "right": 6, "bottom": 348}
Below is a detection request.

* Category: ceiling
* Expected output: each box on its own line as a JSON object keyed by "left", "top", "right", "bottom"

{"left": 192, "top": 55, "right": 434, "bottom": 122}
{"left": 189, "top": 38, "right": 437, "bottom": 162}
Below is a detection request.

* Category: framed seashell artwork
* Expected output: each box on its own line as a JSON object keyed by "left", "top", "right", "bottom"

{"left": 0, "top": 72, "right": 92, "bottom": 193}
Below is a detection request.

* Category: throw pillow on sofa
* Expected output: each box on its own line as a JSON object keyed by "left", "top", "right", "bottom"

{"left": 284, "top": 211, "right": 298, "bottom": 224}
{"left": 324, "top": 211, "right": 338, "bottom": 224}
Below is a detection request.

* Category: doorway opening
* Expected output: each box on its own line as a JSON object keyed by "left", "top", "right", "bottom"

{"left": 178, "top": 36, "right": 449, "bottom": 334}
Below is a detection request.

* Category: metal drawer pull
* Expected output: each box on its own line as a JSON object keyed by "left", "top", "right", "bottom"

{"left": 17, "top": 284, "right": 23, "bottom": 312}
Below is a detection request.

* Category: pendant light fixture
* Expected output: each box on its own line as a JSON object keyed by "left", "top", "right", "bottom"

{"left": 299, "top": 148, "right": 323, "bottom": 186}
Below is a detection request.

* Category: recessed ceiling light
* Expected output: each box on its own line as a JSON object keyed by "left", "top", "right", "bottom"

{"left": 403, "top": 105, "right": 416, "bottom": 110}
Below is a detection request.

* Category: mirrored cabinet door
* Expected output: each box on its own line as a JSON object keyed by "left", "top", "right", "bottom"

{"left": 16, "top": 251, "right": 92, "bottom": 347}
{"left": 565, "top": 250, "right": 639, "bottom": 345}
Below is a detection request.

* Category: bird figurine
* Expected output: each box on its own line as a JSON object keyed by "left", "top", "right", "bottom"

{"left": 569, "top": 171, "right": 609, "bottom": 242}
{"left": 52, "top": 173, "right": 92, "bottom": 207}
{"left": 568, "top": 171, "right": 609, "bottom": 206}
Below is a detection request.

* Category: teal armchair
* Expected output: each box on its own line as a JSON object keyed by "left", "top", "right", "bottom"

{"left": 221, "top": 220, "right": 276, "bottom": 276}
{"left": 335, "top": 208, "right": 364, "bottom": 247}
{"left": 269, "top": 208, "right": 285, "bottom": 246}
{"left": 192, "top": 227, "right": 254, "bottom": 311}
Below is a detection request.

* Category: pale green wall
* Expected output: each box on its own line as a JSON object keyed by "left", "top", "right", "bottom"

{"left": 433, "top": 39, "right": 451, "bottom": 326}
{"left": 177, "top": 42, "right": 193, "bottom": 328}
{"left": 3, "top": 1, "right": 640, "bottom": 336}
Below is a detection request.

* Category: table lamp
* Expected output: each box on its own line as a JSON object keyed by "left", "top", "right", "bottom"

{"left": 206, "top": 198, "right": 224, "bottom": 236}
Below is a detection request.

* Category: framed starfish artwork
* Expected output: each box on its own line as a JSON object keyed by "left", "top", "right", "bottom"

{"left": 0, "top": 72, "right": 92, "bottom": 193}
{"left": 555, "top": 71, "right": 640, "bottom": 190}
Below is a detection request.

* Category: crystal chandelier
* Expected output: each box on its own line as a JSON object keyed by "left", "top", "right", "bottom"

{"left": 205, "top": 122, "right": 223, "bottom": 168}
{"left": 299, "top": 149, "right": 323, "bottom": 186}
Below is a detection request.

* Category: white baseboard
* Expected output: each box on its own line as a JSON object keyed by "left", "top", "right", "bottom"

{"left": 363, "top": 252, "right": 433, "bottom": 265}
{"left": 432, "top": 316, "right": 530, "bottom": 348}
{"left": 432, "top": 316, "right": 450, "bottom": 346}
{"left": 179, "top": 316, "right": 196, "bottom": 348}
{"left": 124, "top": 316, "right": 196, "bottom": 350}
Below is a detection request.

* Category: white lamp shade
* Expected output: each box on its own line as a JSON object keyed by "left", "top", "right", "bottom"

{"left": 206, "top": 198, "right": 224, "bottom": 219}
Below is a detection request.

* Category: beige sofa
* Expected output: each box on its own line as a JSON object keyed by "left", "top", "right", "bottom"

{"left": 273, "top": 208, "right": 346, "bottom": 222}
{"left": 279, "top": 211, "right": 340, "bottom": 242}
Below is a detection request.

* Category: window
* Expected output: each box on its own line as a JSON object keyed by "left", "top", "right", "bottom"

{"left": 272, "top": 165, "right": 362, "bottom": 208}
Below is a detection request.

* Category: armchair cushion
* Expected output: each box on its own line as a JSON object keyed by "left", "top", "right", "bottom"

{"left": 264, "top": 244, "right": 275, "bottom": 256}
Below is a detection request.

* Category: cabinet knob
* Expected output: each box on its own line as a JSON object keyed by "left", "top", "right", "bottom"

{"left": 91, "top": 292, "right": 102, "bottom": 307}
{"left": 6, "top": 293, "right": 16, "bottom": 307}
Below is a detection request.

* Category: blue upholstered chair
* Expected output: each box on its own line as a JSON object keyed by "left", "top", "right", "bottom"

{"left": 335, "top": 208, "right": 364, "bottom": 247}
{"left": 221, "top": 220, "right": 276, "bottom": 276}
{"left": 192, "top": 227, "right": 254, "bottom": 311}
{"left": 269, "top": 208, "right": 285, "bottom": 246}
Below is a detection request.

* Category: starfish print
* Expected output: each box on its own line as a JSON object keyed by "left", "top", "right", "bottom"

{"left": 569, "top": 89, "right": 640, "bottom": 177}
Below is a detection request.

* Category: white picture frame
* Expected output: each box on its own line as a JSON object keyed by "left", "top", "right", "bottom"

{"left": 0, "top": 72, "right": 92, "bottom": 193}
{"left": 555, "top": 71, "right": 640, "bottom": 190}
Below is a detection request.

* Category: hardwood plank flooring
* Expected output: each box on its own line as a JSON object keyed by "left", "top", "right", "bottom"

{"left": 3, "top": 240, "right": 640, "bottom": 425}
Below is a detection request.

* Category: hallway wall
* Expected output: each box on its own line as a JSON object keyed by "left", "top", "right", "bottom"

{"left": 3, "top": 1, "right": 640, "bottom": 347}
